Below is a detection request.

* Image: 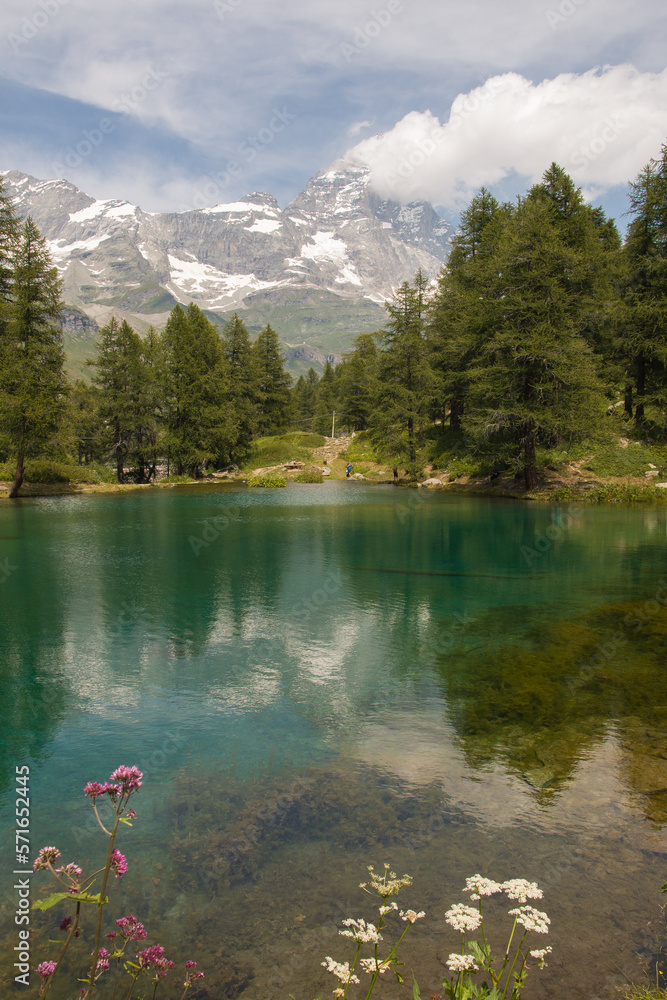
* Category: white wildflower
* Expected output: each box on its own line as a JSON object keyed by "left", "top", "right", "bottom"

{"left": 321, "top": 957, "right": 360, "bottom": 984}
{"left": 502, "top": 879, "right": 543, "bottom": 903}
{"left": 463, "top": 874, "right": 502, "bottom": 900}
{"left": 508, "top": 905, "right": 550, "bottom": 934}
{"left": 362, "top": 866, "right": 412, "bottom": 900}
{"left": 445, "top": 903, "right": 481, "bottom": 933}
{"left": 529, "top": 946, "right": 552, "bottom": 965}
{"left": 333, "top": 990, "right": 345, "bottom": 998}
{"left": 400, "top": 909, "right": 426, "bottom": 924}
{"left": 379, "top": 902, "right": 398, "bottom": 916}
{"left": 340, "top": 918, "right": 383, "bottom": 944}
{"left": 446, "top": 954, "right": 479, "bottom": 973}
{"left": 359, "top": 957, "right": 391, "bottom": 976}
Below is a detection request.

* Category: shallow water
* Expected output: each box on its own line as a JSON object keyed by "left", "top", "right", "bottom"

{"left": 1, "top": 484, "right": 666, "bottom": 999}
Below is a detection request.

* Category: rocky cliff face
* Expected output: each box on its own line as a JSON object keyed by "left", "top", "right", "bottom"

{"left": 1, "top": 160, "right": 454, "bottom": 369}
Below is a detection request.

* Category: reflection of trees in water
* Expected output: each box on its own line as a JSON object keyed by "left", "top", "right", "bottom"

{"left": 0, "top": 506, "right": 69, "bottom": 795}
{"left": 433, "top": 599, "right": 667, "bottom": 815}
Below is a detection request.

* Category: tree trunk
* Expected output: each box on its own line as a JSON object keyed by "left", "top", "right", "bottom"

{"left": 407, "top": 415, "right": 416, "bottom": 463}
{"left": 523, "top": 430, "right": 538, "bottom": 490}
{"left": 450, "top": 397, "right": 463, "bottom": 431}
{"left": 116, "top": 444, "right": 124, "bottom": 483}
{"left": 624, "top": 382, "right": 633, "bottom": 418}
{"left": 635, "top": 356, "right": 645, "bottom": 425}
{"left": 9, "top": 450, "right": 25, "bottom": 499}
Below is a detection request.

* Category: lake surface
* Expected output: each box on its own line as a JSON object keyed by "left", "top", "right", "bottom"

{"left": 1, "top": 483, "right": 667, "bottom": 1000}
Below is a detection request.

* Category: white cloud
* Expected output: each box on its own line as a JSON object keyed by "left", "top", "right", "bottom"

{"left": 346, "top": 66, "right": 667, "bottom": 209}
{"left": 348, "top": 120, "right": 373, "bottom": 137}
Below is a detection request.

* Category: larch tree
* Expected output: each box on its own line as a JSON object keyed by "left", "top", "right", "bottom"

{"left": 252, "top": 323, "right": 292, "bottom": 435}
{"left": 0, "top": 217, "right": 67, "bottom": 498}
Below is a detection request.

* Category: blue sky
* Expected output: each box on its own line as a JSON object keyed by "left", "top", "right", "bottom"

{"left": 1, "top": 0, "right": 666, "bottom": 226}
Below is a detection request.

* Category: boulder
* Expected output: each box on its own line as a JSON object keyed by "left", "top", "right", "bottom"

{"left": 420, "top": 478, "right": 443, "bottom": 487}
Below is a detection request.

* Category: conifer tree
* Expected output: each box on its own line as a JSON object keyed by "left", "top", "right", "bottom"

{"left": 336, "top": 333, "right": 378, "bottom": 431}
{"left": 430, "top": 189, "right": 503, "bottom": 431}
{"left": 371, "top": 270, "right": 438, "bottom": 474}
{"left": 313, "top": 359, "right": 337, "bottom": 436}
{"left": 616, "top": 147, "right": 667, "bottom": 425}
{"left": 163, "top": 304, "right": 232, "bottom": 473}
{"left": 222, "top": 312, "right": 260, "bottom": 460}
{"left": 91, "top": 317, "right": 145, "bottom": 482}
{"left": 0, "top": 217, "right": 67, "bottom": 497}
{"left": 467, "top": 189, "right": 606, "bottom": 488}
{"left": 252, "top": 323, "right": 292, "bottom": 435}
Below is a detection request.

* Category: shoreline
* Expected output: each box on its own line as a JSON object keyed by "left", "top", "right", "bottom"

{"left": 1, "top": 474, "right": 666, "bottom": 503}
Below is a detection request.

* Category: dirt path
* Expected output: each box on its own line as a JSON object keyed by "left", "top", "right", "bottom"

{"left": 312, "top": 435, "right": 352, "bottom": 464}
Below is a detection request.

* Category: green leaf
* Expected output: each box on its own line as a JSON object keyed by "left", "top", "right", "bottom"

{"left": 32, "top": 892, "right": 71, "bottom": 911}
{"left": 118, "top": 817, "right": 134, "bottom": 826}
{"left": 660, "top": 881, "right": 667, "bottom": 893}
{"left": 412, "top": 972, "right": 421, "bottom": 1000}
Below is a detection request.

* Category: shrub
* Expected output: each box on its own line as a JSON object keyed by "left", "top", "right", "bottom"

{"left": 293, "top": 468, "right": 324, "bottom": 483}
{"left": 247, "top": 474, "right": 287, "bottom": 487}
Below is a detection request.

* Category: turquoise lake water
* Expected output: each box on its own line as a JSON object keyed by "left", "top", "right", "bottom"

{"left": 1, "top": 483, "right": 667, "bottom": 999}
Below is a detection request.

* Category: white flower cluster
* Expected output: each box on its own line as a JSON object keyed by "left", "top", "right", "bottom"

{"left": 359, "top": 957, "right": 391, "bottom": 976}
{"left": 400, "top": 909, "right": 426, "bottom": 924}
{"left": 359, "top": 864, "right": 413, "bottom": 900}
{"left": 378, "top": 901, "right": 398, "bottom": 916}
{"left": 502, "top": 879, "right": 543, "bottom": 903}
{"left": 340, "top": 918, "right": 383, "bottom": 944}
{"left": 445, "top": 903, "right": 482, "bottom": 933}
{"left": 529, "top": 946, "right": 552, "bottom": 965}
{"left": 446, "top": 953, "right": 480, "bottom": 973}
{"left": 321, "top": 957, "right": 360, "bottom": 985}
{"left": 463, "top": 874, "right": 502, "bottom": 900}
{"left": 508, "top": 905, "right": 550, "bottom": 934}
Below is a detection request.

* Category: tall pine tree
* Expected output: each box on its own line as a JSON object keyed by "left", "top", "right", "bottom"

{"left": 0, "top": 217, "right": 67, "bottom": 497}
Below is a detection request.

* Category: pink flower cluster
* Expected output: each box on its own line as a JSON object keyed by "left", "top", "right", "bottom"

{"left": 37, "top": 960, "right": 56, "bottom": 978}
{"left": 110, "top": 849, "right": 128, "bottom": 878}
{"left": 83, "top": 781, "right": 121, "bottom": 801}
{"left": 110, "top": 765, "right": 143, "bottom": 793}
{"left": 114, "top": 914, "right": 147, "bottom": 942}
{"left": 33, "top": 846, "right": 60, "bottom": 871}
{"left": 137, "top": 944, "right": 175, "bottom": 979}
{"left": 83, "top": 765, "right": 143, "bottom": 802}
{"left": 185, "top": 960, "right": 205, "bottom": 985}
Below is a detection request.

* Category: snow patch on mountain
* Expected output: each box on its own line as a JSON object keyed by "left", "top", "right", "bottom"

{"left": 245, "top": 218, "right": 282, "bottom": 234}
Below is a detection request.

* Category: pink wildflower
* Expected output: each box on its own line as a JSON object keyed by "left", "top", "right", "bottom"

{"left": 55, "top": 863, "right": 82, "bottom": 881}
{"left": 185, "top": 960, "right": 205, "bottom": 985}
{"left": 60, "top": 917, "right": 73, "bottom": 931}
{"left": 83, "top": 782, "right": 106, "bottom": 799}
{"left": 33, "top": 846, "right": 60, "bottom": 871}
{"left": 138, "top": 944, "right": 174, "bottom": 978}
{"left": 116, "top": 914, "right": 147, "bottom": 941}
{"left": 110, "top": 765, "right": 143, "bottom": 793}
{"left": 110, "top": 849, "right": 128, "bottom": 878}
{"left": 96, "top": 947, "right": 110, "bottom": 972}
{"left": 37, "top": 961, "right": 56, "bottom": 978}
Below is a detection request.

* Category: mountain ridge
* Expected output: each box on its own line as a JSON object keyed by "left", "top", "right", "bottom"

{"left": 1, "top": 159, "right": 455, "bottom": 374}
